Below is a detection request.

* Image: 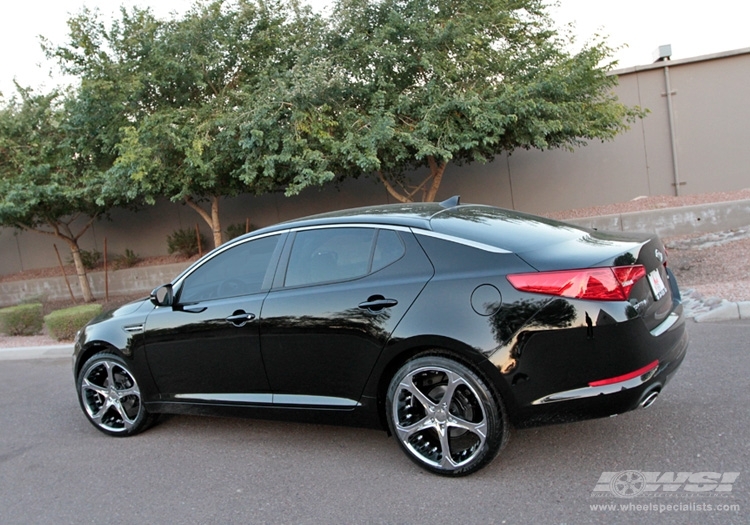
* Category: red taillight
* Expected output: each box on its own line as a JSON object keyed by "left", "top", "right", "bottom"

{"left": 588, "top": 360, "right": 659, "bottom": 387}
{"left": 507, "top": 265, "right": 646, "bottom": 301}
{"left": 612, "top": 265, "right": 647, "bottom": 297}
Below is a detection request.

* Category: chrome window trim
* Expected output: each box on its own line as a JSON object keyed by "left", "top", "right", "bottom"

{"left": 289, "top": 223, "right": 412, "bottom": 233}
{"left": 411, "top": 229, "right": 512, "bottom": 254}
{"left": 289, "top": 223, "right": 512, "bottom": 253}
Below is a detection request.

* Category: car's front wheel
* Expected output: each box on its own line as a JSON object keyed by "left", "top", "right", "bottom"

{"left": 77, "top": 352, "right": 156, "bottom": 437}
{"left": 386, "top": 355, "right": 508, "bottom": 476}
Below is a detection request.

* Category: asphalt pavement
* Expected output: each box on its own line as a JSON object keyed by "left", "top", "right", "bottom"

{"left": 0, "top": 321, "right": 747, "bottom": 524}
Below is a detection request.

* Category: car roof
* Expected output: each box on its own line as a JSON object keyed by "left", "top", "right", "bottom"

{"left": 182, "top": 197, "right": 649, "bottom": 284}
{"left": 247, "top": 198, "right": 642, "bottom": 259}
{"left": 252, "top": 196, "right": 584, "bottom": 238}
{"left": 252, "top": 201, "right": 456, "bottom": 235}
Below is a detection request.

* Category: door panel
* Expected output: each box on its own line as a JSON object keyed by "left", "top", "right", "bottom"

{"left": 144, "top": 295, "right": 269, "bottom": 399}
{"left": 261, "top": 229, "right": 434, "bottom": 405}
{"left": 143, "top": 234, "right": 281, "bottom": 401}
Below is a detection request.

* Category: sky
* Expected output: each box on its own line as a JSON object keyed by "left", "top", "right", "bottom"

{"left": 1, "top": 0, "right": 749, "bottom": 99}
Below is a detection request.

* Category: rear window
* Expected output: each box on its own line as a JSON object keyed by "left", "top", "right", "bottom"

{"left": 429, "top": 205, "right": 589, "bottom": 254}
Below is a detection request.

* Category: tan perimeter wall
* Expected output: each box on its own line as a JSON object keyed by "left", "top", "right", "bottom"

{"left": 2, "top": 49, "right": 749, "bottom": 276}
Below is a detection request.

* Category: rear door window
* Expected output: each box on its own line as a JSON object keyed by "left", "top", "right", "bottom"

{"left": 284, "top": 227, "right": 404, "bottom": 287}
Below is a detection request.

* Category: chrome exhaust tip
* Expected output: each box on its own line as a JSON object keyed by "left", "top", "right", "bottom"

{"left": 640, "top": 390, "right": 660, "bottom": 409}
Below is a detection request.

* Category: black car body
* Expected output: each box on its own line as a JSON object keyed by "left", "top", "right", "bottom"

{"left": 73, "top": 198, "right": 688, "bottom": 476}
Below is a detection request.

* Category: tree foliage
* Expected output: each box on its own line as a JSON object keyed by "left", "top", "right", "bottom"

{"left": 0, "top": 87, "right": 117, "bottom": 301}
{"left": 50, "top": 0, "right": 334, "bottom": 248}
{"left": 232, "top": 7, "right": 339, "bottom": 198}
{"left": 283, "top": 0, "right": 645, "bottom": 202}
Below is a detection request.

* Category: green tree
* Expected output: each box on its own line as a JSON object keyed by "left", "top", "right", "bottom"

{"left": 233, "top": 4, "right": 338, "bottom": 198}
{"left": 0, "top": 88, "right": 117, "bottom": 302}
{"left": 51, "top": 0, "right": 334, "bottom": 248}
{"left": 288, "top": 0, "right": 644, "bottom": 202}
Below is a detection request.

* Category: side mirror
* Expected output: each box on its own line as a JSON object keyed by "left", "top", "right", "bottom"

{"left": 150, "top": 284, "right": 174, "bottom": 307}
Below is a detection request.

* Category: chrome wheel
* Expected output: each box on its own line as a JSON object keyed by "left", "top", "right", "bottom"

{"left": 387, "top": 355, "right": 507, "bottom": 476}
{"left": 78, "top": 353, "right": 153, "bottom": 436}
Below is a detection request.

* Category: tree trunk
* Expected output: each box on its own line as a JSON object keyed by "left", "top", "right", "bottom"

{"left": 378, "top": 156, "right": 449, "bottom": 203}
{"left": 34, "top": 217, "right": 96, "bottom": 303}
{"left": 65, "top": 239, "right": 95, "bottom": 303}
{"left": 185, "top": 195, "right": 224, "bottom": 248}
{"left": 424, "top": 157, "right": 447, "bottom": 203}
{"left": 210, "top": 196, "right": 223, "bottom": 248}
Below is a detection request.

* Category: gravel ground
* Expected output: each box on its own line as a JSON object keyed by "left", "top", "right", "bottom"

{"left": 2, "top": 189, "right": 749, "bottom": 348}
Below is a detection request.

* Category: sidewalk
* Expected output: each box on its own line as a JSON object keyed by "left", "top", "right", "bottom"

{"left": 681, "top": 294, "right": 750, "bottom": 323}
{"left": 0, "top": 344, "right": 74, "bottom": 361}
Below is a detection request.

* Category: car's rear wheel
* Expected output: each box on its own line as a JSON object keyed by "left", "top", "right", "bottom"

{"left": 386, "top": 355, "right": 508, "bottom": 476}
{"left": 77, "top": 352, "right": 156, "bottom": 437}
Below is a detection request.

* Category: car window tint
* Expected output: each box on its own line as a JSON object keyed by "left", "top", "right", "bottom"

{"left": 285, "top": 228, "right": 376, "bottom": 287}
{"left": 372, "top": 229, "right": 405, "bottom": 273}
{"left": 180, "top": 235, "right": 279, "bottom": 303}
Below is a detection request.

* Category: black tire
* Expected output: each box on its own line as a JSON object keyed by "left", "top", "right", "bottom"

{"left": 76, "top": 352, "right": 157, "bottom": 437}
{"left": 386, "top": 354, "right": 508, "bottom": 476}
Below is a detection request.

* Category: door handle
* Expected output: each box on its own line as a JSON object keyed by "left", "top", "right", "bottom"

{"left": 226, "top": 311, "right": 256, "bottom": 327}
{"left": 358, "top": 296, "right": 398, "bottom": 312}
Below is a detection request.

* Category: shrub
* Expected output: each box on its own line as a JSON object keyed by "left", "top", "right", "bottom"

{"left": 167, "top": 228, "right": 207, "bottom": 258}
{"left": 0, "top": 303, "right": 44, "bottom": 336}
{"left": 68, "top": 249, "right": 102, "bottom": 270}
{"left": 44, "top": 304, "right": 103, "bottom": 341}
{"left": 225, "top": 222, "right": 253, "bottom": 241}
{"left": 114, "top": 248, "right": 140, "bottom": 269}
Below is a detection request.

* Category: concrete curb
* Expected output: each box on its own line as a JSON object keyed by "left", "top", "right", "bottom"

{"left": 564, "top": 198, "right": 750, "bottom": 237}
{"left": 0, "top": 344, "right": 73, "bottom": 361}
{"left": 693, "top": 301, "right": 750, "bottom": 323}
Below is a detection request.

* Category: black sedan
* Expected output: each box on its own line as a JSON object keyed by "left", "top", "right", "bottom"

{"left": 73, "top": 197, "right": 688, "bottom": 476}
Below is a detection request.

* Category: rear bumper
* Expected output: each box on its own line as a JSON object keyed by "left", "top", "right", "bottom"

{"left": 504, "top": 300, "right": 689, "bottom": 427}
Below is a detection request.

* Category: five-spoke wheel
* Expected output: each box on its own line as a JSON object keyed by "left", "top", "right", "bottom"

{"left": 386, "top": 355, "right": 507, "bottom": 476}
{"left": 77, "top": 353, "right": 155, "bottom": 436}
